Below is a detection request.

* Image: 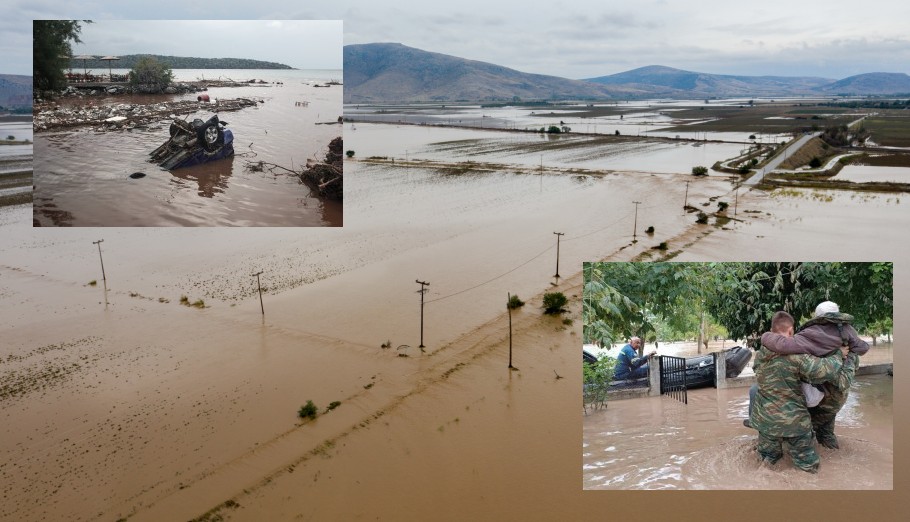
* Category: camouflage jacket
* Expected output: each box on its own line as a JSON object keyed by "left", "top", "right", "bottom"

{"left": 750, "top": 347, "right": 859, "bottom": 437}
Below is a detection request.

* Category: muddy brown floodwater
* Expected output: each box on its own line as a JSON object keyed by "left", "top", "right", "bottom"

{"left": 33, "top": 69, "right": 341, "bottom": 226}
{"left": 584, "top": 375, "right": 893, "bottom": 489}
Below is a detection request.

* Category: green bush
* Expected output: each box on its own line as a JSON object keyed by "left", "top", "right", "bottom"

{"left": 547, "top": 125, "right": 561, "bottom": 134}
{"left": 718, "top": 201, "right": 729, "bottom": 212}
{"left": 809, "top": 157, "right": 822, "bottom": 168}
{"left": 696, "top": 212, "right": 709, "bottom": 224}
{"left": 583, "top": 357, "right": 616, "bottom": 413}
{"left": 325, "top": 401, "right": 341, "bottom": 413}
{"left": 542, "top": 292, "right": 568, "bottom": 314}
{"left": 346, "top": 150, "right": 355, "bottom": 158}
{"left": 298, "top": 400, "right": 318, "bottom": 419}
{"left": 507, "top": 295, "right": 525, "bottom": 309}
{"left": 691, "top": 166, "right": 708, "bottom": 176}
{"left": 129, "top": 56, "right": 174, "bottom": 92}
{"left": 645, "top": 226, "right": 655, "bottom": 234}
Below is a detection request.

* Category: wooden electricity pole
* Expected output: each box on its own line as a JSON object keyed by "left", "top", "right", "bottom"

{"left": 252, "top": 271, "right": 264, "bottom": 315}
{"left": 416, "top": 280, "right": 430, "bottom": 348}
{"left": 92, "top": 239, "right": 106, "bottom": 283}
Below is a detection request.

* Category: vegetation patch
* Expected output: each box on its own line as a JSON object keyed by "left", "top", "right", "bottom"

{"left": 298, "top": 400, "right": 318, "bottom": 420}
{"left": 542, "top": 292, "right": 568, "bottom": 314}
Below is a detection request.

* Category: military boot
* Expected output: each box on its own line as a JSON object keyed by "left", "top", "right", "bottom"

{"left": 815, "top": 420, "right": 839, "bottom": 449}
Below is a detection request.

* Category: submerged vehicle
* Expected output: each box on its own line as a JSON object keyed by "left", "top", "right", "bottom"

{"left": 582, "top": 345, "right": 752, "bottom": 389}
{"left": 150, "top": 115, "right": 234, "bottom": 170}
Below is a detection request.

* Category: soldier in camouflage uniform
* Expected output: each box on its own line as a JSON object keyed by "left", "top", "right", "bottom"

{"left": 761, "top": 301, "right": 869, "bottom": 449}
{"left": 750, "top": 311, "right": 859, "bottom": 473}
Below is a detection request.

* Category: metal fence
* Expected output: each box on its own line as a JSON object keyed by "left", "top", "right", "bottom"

{"left": 659, "top": 355, "right": 688, "bottom": 404}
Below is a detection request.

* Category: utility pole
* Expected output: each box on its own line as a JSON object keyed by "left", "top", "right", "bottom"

{"left": 553, "top": 232, "right": 564, "bottom": 279}
{"left": 683, "top": 181, "right": 690, "bottom": 210}
{"left": 632, "top": 201, "right": 641, "bottom": 241}
{"left": 252, "top": 271, "right": 264, "bottom": 315}
{"left": 734, "top": 186, "right": 739, "bottom": 217}
{"left": 507, "top": 292, "right": 515, "bottom": 369}
{"left": 92, "top": 239, "right": 106, "bottom": 283}
{"left": 416, "top": 280, "right": 430, "bottom": 349}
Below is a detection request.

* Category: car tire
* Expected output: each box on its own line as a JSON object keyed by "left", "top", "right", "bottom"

{"left": 198, "top": 121, "right": 224, "bottom": 152}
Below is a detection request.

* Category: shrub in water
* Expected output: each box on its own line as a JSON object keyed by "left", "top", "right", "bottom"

{"left": 507, "top": 295, "right": 525, "bottom": 309}
{"left": 691, "top": 166, "right": 708, "bottom": 176}
{"left": 696, "top": 212, "right": 709, "bottom": 224}
{"left": 298, "top": 400, "right": 318, "bottom": 419}
{"left": 542, "top": 292, "right": 568, "bottom": 314}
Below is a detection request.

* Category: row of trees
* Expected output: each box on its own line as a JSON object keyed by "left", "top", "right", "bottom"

{"left": 35, "top": 20, "right": 176, "bottom": 96}
{"left": 67, "top": 54, "right": 293, "bottom": 70}
{"left": 583, "top": 262, "right": 893, "bottom": 351}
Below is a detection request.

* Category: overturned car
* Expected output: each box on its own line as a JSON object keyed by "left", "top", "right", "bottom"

{"left": 150, "top": 115, "right": 234, "bottom": 170}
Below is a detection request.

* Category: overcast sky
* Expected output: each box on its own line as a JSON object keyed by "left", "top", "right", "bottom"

{"left": 6, "top": 0, "right": 909, "bottom": 79}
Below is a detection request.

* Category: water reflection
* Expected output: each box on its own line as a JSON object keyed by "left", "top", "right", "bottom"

{"left": 168, "top": 155, "right": 235, "bottom": 198}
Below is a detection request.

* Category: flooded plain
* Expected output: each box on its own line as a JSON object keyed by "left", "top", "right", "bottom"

{"left": 33, "top": 69, "right": 342, "bottom": 226}
{"left": 2, "top": 109, "right": 907, "bottom": 519}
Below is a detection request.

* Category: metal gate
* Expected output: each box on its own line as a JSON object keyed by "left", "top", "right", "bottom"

{"left": 659, "top": 355, "right": 688, "bottom": 404}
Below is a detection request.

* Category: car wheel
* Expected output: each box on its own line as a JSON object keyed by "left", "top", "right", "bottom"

{"left": 198, "top": 121, "right": 224, "bottom": 152}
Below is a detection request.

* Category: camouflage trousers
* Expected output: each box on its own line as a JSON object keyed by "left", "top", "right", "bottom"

{"left": 757, "top": 431, "right": 819, "bottom": 473}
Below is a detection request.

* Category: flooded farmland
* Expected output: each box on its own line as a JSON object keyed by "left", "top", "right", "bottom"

{"left": 2, "top": 98, "right": 907, "bottom": 520}
{"left": 33, "top": 69, "right": 342, "bottom": 226}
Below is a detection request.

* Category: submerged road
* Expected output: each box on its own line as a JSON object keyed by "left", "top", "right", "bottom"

{"left": 744, "top": 116, "right": 867, "bottom": 187}
{"left": 743, "top": 132, "right": 819, "bottom": 187}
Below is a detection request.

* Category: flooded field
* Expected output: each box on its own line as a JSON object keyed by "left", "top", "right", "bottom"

{"left": 833, "top": 165, "right": 910, "bottom": 183}
{"left": 1, "top": 114, "right": 906, "bottom": 519}
{"left": 351, "top": 122, "right": 744, "bottom": 174}
{"left": 33, "top": 69, "right": 342, "bottom": 226}
{"left": 583, "top": 375, "right": 892, "bottom": 489}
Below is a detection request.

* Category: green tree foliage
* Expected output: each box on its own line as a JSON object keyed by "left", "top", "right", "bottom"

{"left": 583, "top": 262, "right": 891, "bottom": 349}
{"left": 69, "top": 54, "right": 293, "bottom": 70}
{"left": 583, "top": 357, "right": 616, "bottom": 413}
{"left": 546, "top": 125, "right": 561, "bottom": 134}
{"left": 129, "top": 57, "right": 174, "bottom": 92}
{"left": 692, "top": 166, "right": 708, "bottom": 176}
{"left": 33, "top": 20, "right": 89, "bottom": 94}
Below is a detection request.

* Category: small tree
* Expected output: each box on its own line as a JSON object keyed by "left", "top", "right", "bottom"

{"left": 129, "top": 56, "right": 174, "bottom": 93}
{"left": 346, "top": 150, "right": 355, "bottom": 158}
{"left": 507, "top": 295, "right": 525, "bottom": 309}
{"left": 298, "top": 400, "right": 318, "bottom": 419}
{"left": 583, "top": 357, "right": 616, "bottom": 413}
{"left": 692, "top": 166, "right": 708, "bottom": 176}
{"left": 718, "top": 201, "right": 729, "bottom": 212}
{"left": 547, "top": 125, "right": 561, "bottom": 134}
{"left": 809, "top": 157, "right": 822, "bottom": 168}
{"left": 542, "top": 292, "right": 568, "bottom": 314}
{"left": 696, "top": 212, "right": 709, "bottom": 224}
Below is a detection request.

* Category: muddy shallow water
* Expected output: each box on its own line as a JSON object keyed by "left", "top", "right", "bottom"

{"left": 583, "top": 375, "right": 893, "bottom": 489}
{"left": 33, "top": 69, "right": 342, "bottom": 226}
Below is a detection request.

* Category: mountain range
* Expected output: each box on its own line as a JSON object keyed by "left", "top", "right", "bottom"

{"left": 0, "top": 74, "right": 32, "bottom": 109}
{"left": 344, "top": 43, "right": 910, "bottom": 103}
{"left": 67, "top": 55, "right": 293, "bottom": 71}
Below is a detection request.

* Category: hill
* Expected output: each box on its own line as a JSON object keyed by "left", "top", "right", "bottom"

{"left": 819, "top": 72, "right": 910, "bottom": 95}
{"left": 344, "top": 43, "right": 910, "bottom": 103}
{"left": 67, "top": 55, "right": 293, "bottom": 70}
{"left": 585, "top": 65, "right": 833, "bottom": 97}
{"left": 0, "top": 74, "right": 32, "bottom": 109}
{"left": 343, "top": 43, "right": 662, "bottom": 103}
